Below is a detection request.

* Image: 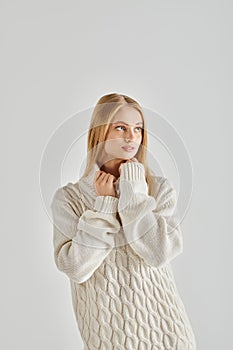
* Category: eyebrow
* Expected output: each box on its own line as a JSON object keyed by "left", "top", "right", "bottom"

{"left": 111, "top": 121, "right": 143, "bottom": 126}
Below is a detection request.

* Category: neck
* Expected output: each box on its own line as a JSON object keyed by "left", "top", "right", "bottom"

{"left": 100, "top": 159, "right": 126, "bottom": 179}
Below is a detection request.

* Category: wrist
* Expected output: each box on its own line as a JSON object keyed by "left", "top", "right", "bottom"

{"left": 120, "top": 161, "right": 145, "bottom": 181}
{"left": 94, "top": 195, "right": 118, "bottom": 214}
{"left": 119, "top": 161, "right": 148, "bottom": 195}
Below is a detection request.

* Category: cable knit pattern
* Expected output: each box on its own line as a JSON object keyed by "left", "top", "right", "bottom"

{"left": 50, "top": 161, "right": 197, "bottom": 349}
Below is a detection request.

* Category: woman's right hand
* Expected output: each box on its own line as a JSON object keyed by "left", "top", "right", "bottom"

{"left": 94, "top": 170, "right": 117, "bottom": 197}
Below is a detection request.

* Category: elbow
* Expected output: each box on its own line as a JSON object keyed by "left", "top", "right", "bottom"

{"left": 172, "top": 225, "right": 184, "bottom": 256}
{"left": 53, "top": 248, "right": 81, "bottom": 283}
{"left": 146, "top": 248, "right": 183, "bottom": 268}
{"left": 54, "top": 252, "right": 70, "bottom": 276}
{"left": 54, "top": 255, "right": 87, "bottom": 284}
{"left": 158, "top": 228, "right": 184, "bottom": 267}
{"left": 164, "top": 225, "right": 183, "bottom": 264}
{"left": 54, "top": 248, "right": 97, "bottom": 285}
{"left": 144, "top": 228, "right": 183, "bottom": 268}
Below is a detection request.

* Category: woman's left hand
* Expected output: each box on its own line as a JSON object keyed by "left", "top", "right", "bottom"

{"left": 119, "top": 157, "right": 138, "bottom": 174}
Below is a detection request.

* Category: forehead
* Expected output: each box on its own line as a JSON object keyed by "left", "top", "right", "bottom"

{"left": 111, "top": 106, "right": 143, "bottom": 125}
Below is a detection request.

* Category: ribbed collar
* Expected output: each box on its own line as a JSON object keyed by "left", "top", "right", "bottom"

{"left": 75, "top": 161, "right": 120, "bottom": 209}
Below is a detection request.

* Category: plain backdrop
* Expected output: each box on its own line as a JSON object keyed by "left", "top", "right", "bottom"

{"left": 2, "top": 1, "right": 232, "bottom": 349}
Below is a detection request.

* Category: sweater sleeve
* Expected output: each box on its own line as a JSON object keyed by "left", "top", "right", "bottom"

{"left": 118, "top": 161, "right": 183, "bottom": 268}
{"left": 50, "top": 186, "right": 120, "bottom": 284}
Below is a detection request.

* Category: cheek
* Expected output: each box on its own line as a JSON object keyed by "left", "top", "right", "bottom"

{"left": 107, "top": 131, "right": 122, "bottom": 140}
{"left": 105, "top": 132, "right": 123, "bottom": 143}
{"left": 104, "top": 139, "right": 121, "bottom": 151}
{"left": 136, "top": 134, "right": 143, "bottom": 144}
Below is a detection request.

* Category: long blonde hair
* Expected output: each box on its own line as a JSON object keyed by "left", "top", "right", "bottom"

{"left": 81, "top": 93, "right": 155, "bottom": 195}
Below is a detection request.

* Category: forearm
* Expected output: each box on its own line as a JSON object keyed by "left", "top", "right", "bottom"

{"left": 118, "top": 162, "right": 183, "bottom": 267}
{"left": 53, "top": 228, "right": 113, "bottom": 284}
{"left": 51, "top": 188, "right": 120, "bottom": 283}
{"left": 118, "top": 193, "right": 183, "bottom": 267}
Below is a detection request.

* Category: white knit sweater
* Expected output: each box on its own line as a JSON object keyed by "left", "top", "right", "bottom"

{"left": 50, "top": 161, "right": 197, "bottom": 349}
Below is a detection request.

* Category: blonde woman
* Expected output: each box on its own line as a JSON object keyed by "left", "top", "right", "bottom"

{"left": 50, "top": 93, "right": 197, "bottom": 349}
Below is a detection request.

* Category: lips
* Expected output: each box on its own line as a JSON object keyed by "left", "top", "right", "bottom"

{"left": 122, "top": 146, "right": 135, "bottom": 151}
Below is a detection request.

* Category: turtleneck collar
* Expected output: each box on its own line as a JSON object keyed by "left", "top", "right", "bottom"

{"left": 74, "top": 161, "right": 120, "bottom": 209}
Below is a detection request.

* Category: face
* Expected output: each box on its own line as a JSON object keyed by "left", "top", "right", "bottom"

{"left": 102, "top": 105, "right": 143, "bottom": 161}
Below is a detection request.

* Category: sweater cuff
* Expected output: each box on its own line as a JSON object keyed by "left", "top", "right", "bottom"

{"left": 120, "top": 161, "right": 145, "bottom": 181}
{"left": 94, "top": 195, "right": 118, "bottom": 214}
{"left": 119, "top": 162, "right": 148, "bottom": 196}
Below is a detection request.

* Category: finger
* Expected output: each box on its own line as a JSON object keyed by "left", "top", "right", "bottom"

{"left": 99, "top": 173, "right": 114, "bottom": 182}
{"left": 95, "top": 170, "right": 103, "bottom": 180}
{"left": 95, "top": 171, "right": 106, "bottom": 184}
{"left": 106, "top": 174, "right": 116, "bottom": 182}
{"left": 96, "top": 171, "right": 108, "bottom": 183}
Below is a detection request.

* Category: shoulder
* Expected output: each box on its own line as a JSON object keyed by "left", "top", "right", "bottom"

{"left": 50, "top": 181, "right": 86, "bottom": 216}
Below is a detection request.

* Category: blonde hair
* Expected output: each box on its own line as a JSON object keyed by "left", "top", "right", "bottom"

{"left": 81, "top": 93, "right": 155, "bottom": 195}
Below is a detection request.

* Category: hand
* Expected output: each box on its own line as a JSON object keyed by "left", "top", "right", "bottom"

{"left": 94, "top": 170, "right": 117, "bottom": 197}
{"left": 119, "top": 157, "right": 139, "bottom": 175}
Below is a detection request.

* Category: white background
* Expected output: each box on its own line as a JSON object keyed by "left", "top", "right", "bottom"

{"left": 2, "top": 1, "right": 232, "bottom": 349}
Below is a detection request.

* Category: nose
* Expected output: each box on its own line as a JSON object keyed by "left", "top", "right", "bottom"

{"left": 126, "top": 128, "right": 136, "bottom": 140}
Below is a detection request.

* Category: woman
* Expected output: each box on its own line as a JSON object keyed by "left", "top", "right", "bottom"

{"left": 50, "top": 93, "right": 197, "bottom": 349}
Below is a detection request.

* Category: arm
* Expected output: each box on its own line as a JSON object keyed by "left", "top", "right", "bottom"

{"left": 50, "top": 186, "right": 120, "bottom": 284}
{"left": 118, "top": 161, "right": 183, "bottom": 268}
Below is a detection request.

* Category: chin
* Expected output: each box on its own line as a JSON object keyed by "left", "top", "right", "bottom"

{"left": 119, "top": 155, "right": 134, "bottom": 160}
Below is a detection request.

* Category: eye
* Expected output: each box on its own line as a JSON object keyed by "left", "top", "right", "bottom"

{"left": 115, "top": 126, "right": 126, "bottom": 131}
{"left": 115, "top": 125, "right": 142, "bottom": 132}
